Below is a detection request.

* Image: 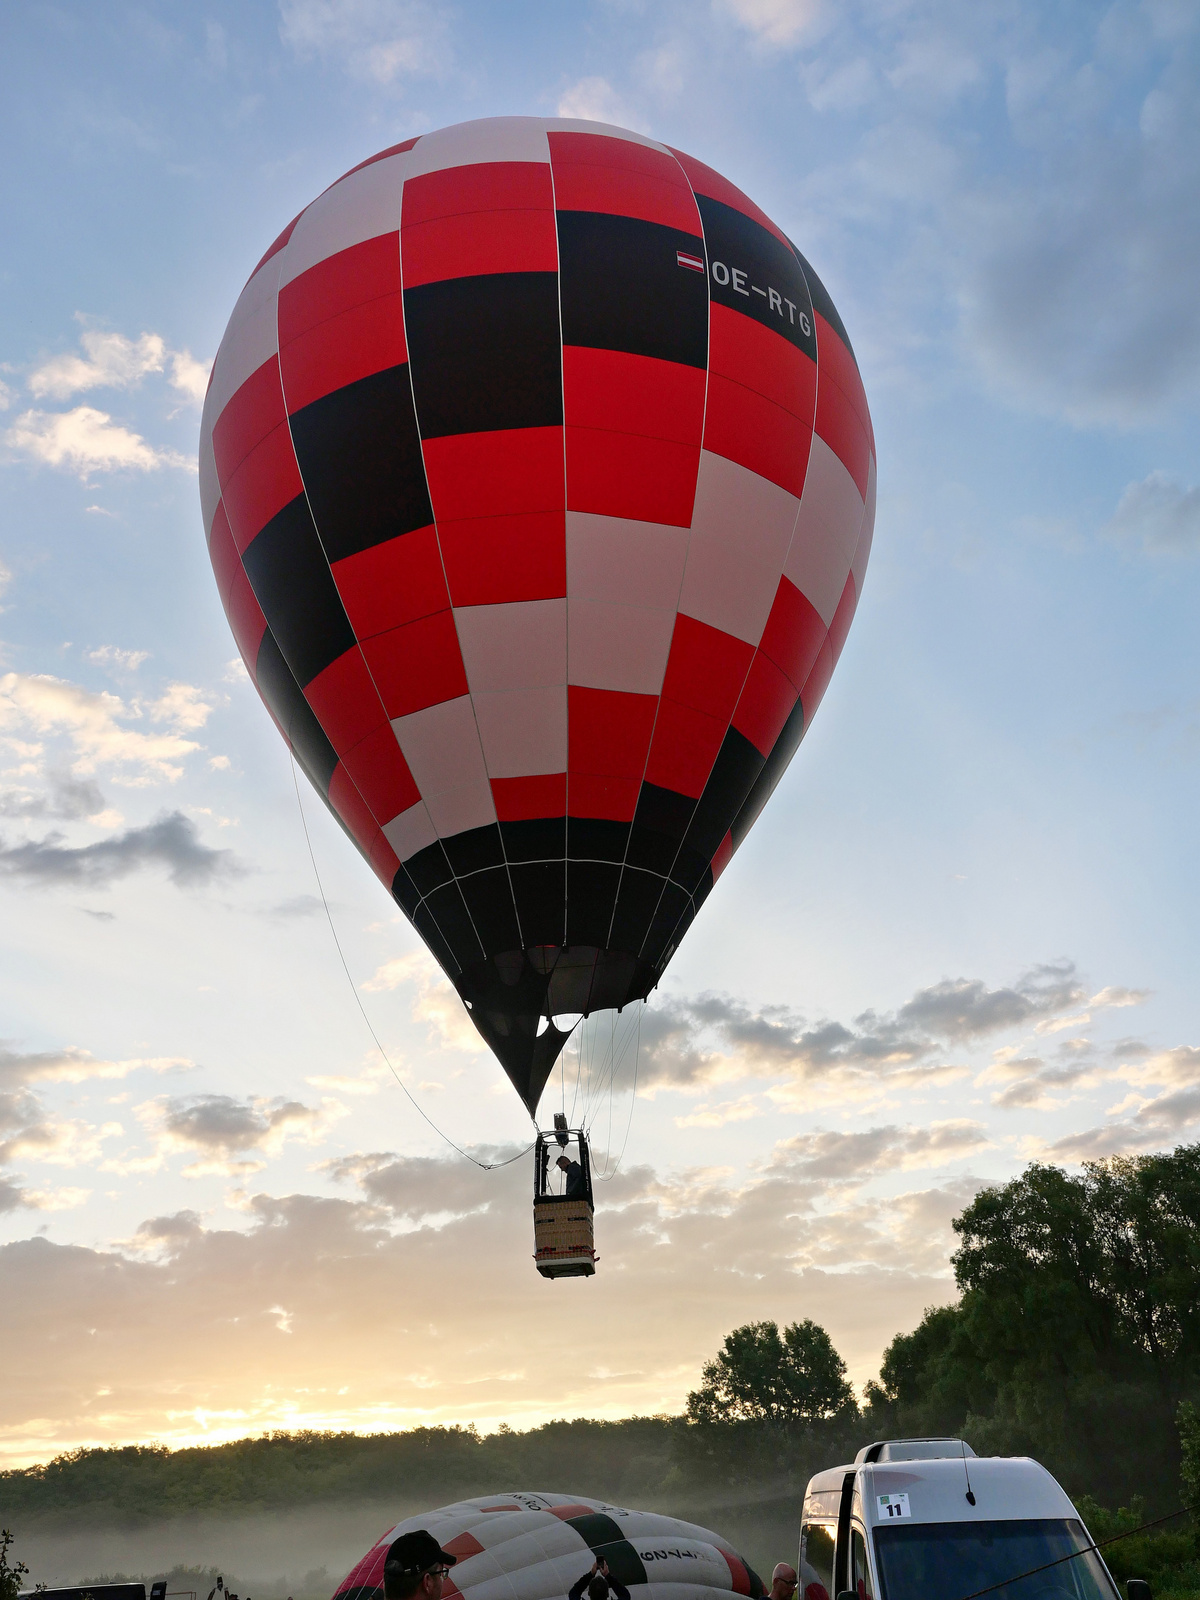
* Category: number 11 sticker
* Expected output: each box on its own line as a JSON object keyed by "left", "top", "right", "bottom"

{"left": 877, "top": 1494, "right": 911, "bottom": 1519}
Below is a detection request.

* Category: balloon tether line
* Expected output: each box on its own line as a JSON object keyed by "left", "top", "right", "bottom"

{"left": 288, "top": 754, "right": 532, "bottom": 1171}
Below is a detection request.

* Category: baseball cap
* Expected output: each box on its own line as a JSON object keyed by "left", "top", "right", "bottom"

{"left": 385, "top": 1531, "right": 458, "bottom": 1576}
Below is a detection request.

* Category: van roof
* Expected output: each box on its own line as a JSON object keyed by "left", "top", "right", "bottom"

{"left": 855, "top": 1438, "right": 978, "bottom": 1463}
{"left": 804, "top": 1456, "right": 1079, "bottom": 1528}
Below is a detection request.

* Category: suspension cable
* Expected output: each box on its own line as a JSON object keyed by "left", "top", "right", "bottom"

{"left": 289, "top": 754, "right": 532, "bottom": 1171}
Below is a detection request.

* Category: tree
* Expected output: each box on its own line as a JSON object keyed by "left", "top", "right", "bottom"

{"left": 0, "top": 1530, "right": 29, "bottom": 1600}
{"left": 866, "top": 1143, "right": 1200, "bottom": 1509}
{"left": 1178, "top": 1401, "right": 1200, "bottom": 1512}
{"left": 687, "top": 1319, "right": 855, "bottom": 1428}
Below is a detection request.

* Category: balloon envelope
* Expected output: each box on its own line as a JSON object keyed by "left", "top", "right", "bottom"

{"left": 199, "top": 117, "right": 875, "bottom": 1115}
{"left": 334, "top": 1491, "right": 765, "bottom": 1600}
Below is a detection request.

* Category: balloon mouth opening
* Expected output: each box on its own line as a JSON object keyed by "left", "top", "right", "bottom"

{"left": 536, "top": 1013, "right": 583, "bottom": 1036}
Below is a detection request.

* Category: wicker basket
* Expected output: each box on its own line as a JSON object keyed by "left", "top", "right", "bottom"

{"left": 533, "top": 1199, "right": 596, "bottom": 1278}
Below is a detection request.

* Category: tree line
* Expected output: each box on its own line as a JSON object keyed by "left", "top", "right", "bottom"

{"left": 4, "top": 1146, "right": 1200, "bottom": 1570}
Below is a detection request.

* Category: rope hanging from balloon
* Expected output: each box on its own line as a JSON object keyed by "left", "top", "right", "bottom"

{"left": 289, "top": 753, "right": 534, "bottom": 1171}
{"left": 558, "top": 998, "right": 643, "bottom": 1180}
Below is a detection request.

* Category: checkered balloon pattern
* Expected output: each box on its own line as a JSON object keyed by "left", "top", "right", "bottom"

{"left": 199, "top": 117, "right": 875, "bottom": 1115}
{"left": 334, "top": 1492, "right": 766, "bottom": 1600}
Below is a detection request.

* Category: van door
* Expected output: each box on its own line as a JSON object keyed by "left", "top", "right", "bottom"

{"left": 799, "top": 1520, "right": 836, "bottom": 1600}
{"left": 849, "top": 1523, "right": 875, "bottom": 1600}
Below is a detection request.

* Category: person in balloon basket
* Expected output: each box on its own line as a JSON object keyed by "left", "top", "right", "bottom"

{"left": 384, "top": 1530, "right": 458, "bottom": 1600}
{"left": 570, "top": 1557, "right": 630, "bottom": 1600}
{"left": 557, "top": 1152, "right": 585, "bottom": 1197}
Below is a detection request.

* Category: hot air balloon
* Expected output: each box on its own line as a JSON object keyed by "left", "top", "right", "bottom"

{"left": 199, "top": 116, "right": 875, "bottom": 1128}
{"left": 334, "top": 1492, "right": 766, "bottom": 1600}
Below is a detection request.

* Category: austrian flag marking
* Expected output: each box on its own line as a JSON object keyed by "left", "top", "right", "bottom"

{"left": 676, "top": 249, "right": 705, "bottom": 273}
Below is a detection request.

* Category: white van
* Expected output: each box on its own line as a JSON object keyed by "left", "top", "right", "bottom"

{"left": 798, "top": 1437, "right": 1138, "bottom": 1600}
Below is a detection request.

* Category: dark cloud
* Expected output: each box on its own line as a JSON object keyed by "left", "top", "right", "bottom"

{"left": 325, "top": 1146, "right": 531, "bottom": 1223}
{"left": 0, "top": 1177, "right": 24, "bottom": 1214}
{"left": 638, "top": 965, "right": 1087, "bottom": 1101}
{"left": 155, "top": 1093, "right": 323, "bottom": 1157}
{"left": 0, "top": 1088, "right": 42, "bottom": 1138}
{"left": 0, "top": 771, "right": 105, "bottom": 820}
{"left": 638, "top": 992, "right": 936, "bottom": 1095}
{"left": 132, "top": 1210, "right": 204, "bottom": 1248}
{"left": 896, "top": 964, "right": 1085, "bottom": 1041}
{"left": 770, "top": 1121, "right": 991, "bottom": 1182}
{"left": 0, "top": 810, "right": 239, "bottom": 889}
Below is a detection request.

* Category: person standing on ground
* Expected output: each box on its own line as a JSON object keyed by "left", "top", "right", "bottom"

{"left": 770, "top": 1564, "right": 798, "bottom": 1600}
{"left": 569, "top": 1558, "right": 629, "bottom": 1600}
{"left": 384, "top": 1530, "right": 459, "bottom": 1600}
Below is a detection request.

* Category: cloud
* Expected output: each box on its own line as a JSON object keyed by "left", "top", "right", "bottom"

{"left": 1, "top": 1115, "right": 123, "bottom": 1170}
{"left": 363, "top": 949, "right": 487, "bottom": 1056}
{"left": 140, "top": 1092, "right": 347, "bottom": 1175}
{"left": 4, "top": 406, "right": 191, "bottom": 476}
{"left": 769, "top": 1121, "right": 992, "bottom": 1181}
{"left": 28, "top": 330, "right": 167, "bottom": 400}
{"left": 0, "top": 770, "right": 106, "bottom": 821}
{"left": 167, "top": 350, "right": 209, "bottom": 404}
{"left": 674, "top": 1095, "right": 763, "bottom": 1128}
{"left": 26, "top": 325, "right": 209, "bottom": 407}
{"left": 86, "top": 646, "right": 150, "bottom": 674}
{"left": 325, "top": 1146, "right": 526, "bottom": 1222}
{"left": 1028, "top": 1044, "right": 1200, "bottom": 1158}
{"left": 894, "top": 963, "right": 1085, "bottom": 1041}
{"left": 0, "top": 811, "right": 239, "bottom": 890}
{"left": 630, "top": 965, "right": 1106, "bottom": 1112}
{"left": 717, "top": 0, "right": 825, "bottom": 48}
{"left": 958, "top": 35, "right": 1200, "bottom": 424}
{"left": 0, "top": 670, "right": 208, "bottom": 782}
{"left": 0, "top": 1148, "right": 972, "bottom": 1458}
{"left": 279, "top": 0, "right": 451, "bottom": 82}
{"left": 147, "top": 681, "right": 217, "bottom": 732}
{"left": 0, "top": 1044, "right": 187, "bottom": 1093}
{"left": 1090, "top": 986, "right": 1151, "bottom": 1010}
{"left": 555, "top": 78, "right": 645, "bottom": 129}
{"left": 1105, "top": 472, "right": 1200, "bottom": 555}
{"left": 0, "top": 1087, "right": 123, "bottom": 1178}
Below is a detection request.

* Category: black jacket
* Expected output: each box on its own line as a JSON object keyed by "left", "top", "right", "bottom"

{"left": 570, "top": 1573, "right": 629, "bottom": 1600}
{"left": 562, "top": 1159, "right": 585, "bottom": 1198}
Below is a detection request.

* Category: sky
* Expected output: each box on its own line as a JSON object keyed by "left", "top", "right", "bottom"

{"left": 0, "top": 0, "right": 1198, "bottom": 1472}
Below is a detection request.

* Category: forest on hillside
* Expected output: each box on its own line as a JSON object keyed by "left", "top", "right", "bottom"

{"left": 4, "top": 1147, "right": 1200, "bottom": 1591}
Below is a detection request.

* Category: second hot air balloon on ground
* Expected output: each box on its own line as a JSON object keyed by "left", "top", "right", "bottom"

{"left": 333, "top": 1492, "right": 767, "bottom": 1600}
{"left": 199, "top": 116, "right": 875, "bottom": 1122}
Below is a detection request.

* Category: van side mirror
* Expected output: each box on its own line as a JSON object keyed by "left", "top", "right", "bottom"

{"left": 1127, "top": 1582, "right": 1152, "bottom": 1600}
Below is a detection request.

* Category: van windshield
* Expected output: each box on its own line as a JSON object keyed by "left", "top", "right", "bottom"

{"left": 873, "top": 1517, "right": 1118, "bottom": 1600}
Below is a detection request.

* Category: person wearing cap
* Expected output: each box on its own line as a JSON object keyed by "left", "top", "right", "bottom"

{"left": 556, "top": 1153, "right": 585, "bottom": 1197}
{"left": 569, "top": 1557, "right": 630, "bottom": 1600}
{"left": 383, "top": 1529, "right": 459, "bottom": 1600}
{"left": 770, "top": 1563, "right": 798, "bottom": 1600}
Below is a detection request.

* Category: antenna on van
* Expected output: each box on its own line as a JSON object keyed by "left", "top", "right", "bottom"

{"left": 961, "top": 1439, "right": 976, "bottom": 1506}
